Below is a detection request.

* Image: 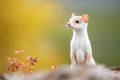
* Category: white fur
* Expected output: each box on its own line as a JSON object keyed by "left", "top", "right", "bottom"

{"left": 67, "top": 14, "right": 95, "bottom": 67}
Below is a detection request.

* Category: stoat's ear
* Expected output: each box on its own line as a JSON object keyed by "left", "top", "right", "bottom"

{"left": 71, "top": 13, "right": 75, "bottom": 17}
{"left": 82, "top": 14, "right": 89, "bottom": 23}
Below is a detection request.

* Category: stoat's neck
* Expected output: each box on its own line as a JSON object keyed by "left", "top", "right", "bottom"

{"left": 73, "top": 28, "right": 88, "bottom": 39}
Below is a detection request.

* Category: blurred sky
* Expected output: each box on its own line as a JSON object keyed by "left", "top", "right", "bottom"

{"left": 0, "top": 0, "right": 120, "bottom": 74}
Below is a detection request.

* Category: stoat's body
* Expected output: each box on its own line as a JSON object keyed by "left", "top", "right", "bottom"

{"left": 67, "top": 13, "right": 95, "bottom": 68}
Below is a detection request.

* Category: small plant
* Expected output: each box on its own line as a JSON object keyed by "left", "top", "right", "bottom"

{"left": 7, "top": 50, "right": 38, "bottom": 74}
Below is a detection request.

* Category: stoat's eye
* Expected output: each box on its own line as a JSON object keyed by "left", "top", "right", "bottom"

{"left": 75, "top": 20, "right": 79, "bottom": 24}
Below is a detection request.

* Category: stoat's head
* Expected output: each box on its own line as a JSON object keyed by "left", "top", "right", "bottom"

{"left": 67, "top": 13, "right": 89, "bottom": 30}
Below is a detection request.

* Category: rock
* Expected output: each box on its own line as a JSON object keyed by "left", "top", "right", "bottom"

{"left": 1, "top": 65, "right": 120, "bottom": 80}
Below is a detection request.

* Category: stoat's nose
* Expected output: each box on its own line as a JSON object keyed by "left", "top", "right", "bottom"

{"left": 67, "top": 23, "right": 71, "bottom": 27}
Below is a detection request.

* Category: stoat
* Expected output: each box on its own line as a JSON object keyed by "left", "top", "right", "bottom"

{"left": 67, "top": 13, "right": 95, "bottom": 68}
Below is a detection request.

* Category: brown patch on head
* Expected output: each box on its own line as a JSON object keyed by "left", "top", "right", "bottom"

{"left": 82, "top": 14, "right": 89, "bottom": 23}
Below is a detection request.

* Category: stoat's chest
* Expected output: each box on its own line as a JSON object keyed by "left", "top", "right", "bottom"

{"left": 70, "top": 34, "right": 91, "bottom": 52}
{"left": 70, "top": 34, "right": 92, "bottom": 62}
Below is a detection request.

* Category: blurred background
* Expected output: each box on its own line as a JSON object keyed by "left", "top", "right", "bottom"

{"left": 0, "top": 0, "right": 120, "bottom": 74}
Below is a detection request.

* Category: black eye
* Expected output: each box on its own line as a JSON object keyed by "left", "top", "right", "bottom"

{"left": 75, "top": 20, "right": 79, "bottom": 23}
